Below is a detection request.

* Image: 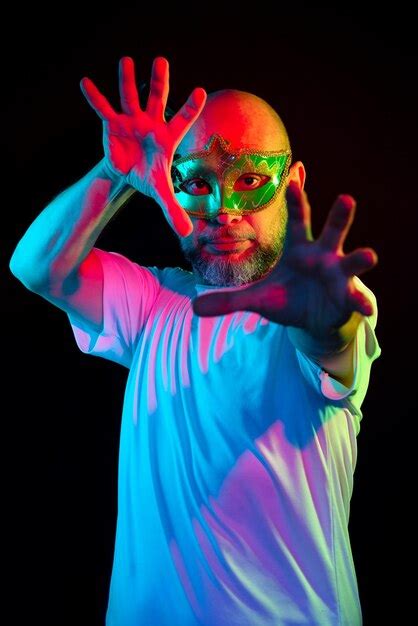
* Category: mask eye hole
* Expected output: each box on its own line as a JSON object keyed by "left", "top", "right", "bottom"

{"left": 180, "top": 178, "right": 212, "bottom": 196}
{"left": 234, "top": 174, "right": 270, "bottom": 191}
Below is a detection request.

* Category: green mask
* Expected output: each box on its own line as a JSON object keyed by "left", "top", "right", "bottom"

{"left": 171, "top": 134, "right": 291, "bottom": 218}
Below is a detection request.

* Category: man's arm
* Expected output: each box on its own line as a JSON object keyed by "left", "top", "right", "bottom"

{"left": 10, "top": 56, "right": 206, "bottom": 330}
{"left": 192, "top": 183, "right": 378, "bottom": 387}
{"left": 10, "top": 160, "right": 132, "bottom": 330}
{"left": 287, "top": 311, "right": 364, "bottom": 388}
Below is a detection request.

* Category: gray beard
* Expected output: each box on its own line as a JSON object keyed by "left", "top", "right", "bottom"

{"left": 181, "top": 232, "right": 285, "bottom": 287}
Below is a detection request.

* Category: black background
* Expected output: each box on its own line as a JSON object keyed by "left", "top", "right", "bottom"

{"left": 5, "top": 4, "right": 417, "bottom": 625}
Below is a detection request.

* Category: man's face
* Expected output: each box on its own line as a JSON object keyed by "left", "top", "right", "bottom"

{"left": 176, "top": 135, "right": 290, "bottom": 287}
{"left": 179, "top": 191, "right": 288, "bottom": 288}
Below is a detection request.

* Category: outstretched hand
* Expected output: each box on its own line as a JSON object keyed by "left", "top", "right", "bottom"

{"left": 193, "top": 182, "right": 378, "bottom": 340}
{"left": 80, "top": 56, "right": 207, "bottom": 237}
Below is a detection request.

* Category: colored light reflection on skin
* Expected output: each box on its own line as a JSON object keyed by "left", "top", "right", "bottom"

{"left": 172, "top": 134, "right": 291, "bottom": 218}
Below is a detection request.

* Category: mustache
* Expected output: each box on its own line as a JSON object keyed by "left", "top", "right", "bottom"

{"left": 200, "top": 227, "right": 256, "bottom": 244}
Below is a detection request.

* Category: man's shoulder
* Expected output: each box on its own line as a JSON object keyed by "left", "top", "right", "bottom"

{"left": 95, "top": 249, "right": 195, "bottom": 284}
{"left": 93, "top": 248, "right": 197, "bottom": 298}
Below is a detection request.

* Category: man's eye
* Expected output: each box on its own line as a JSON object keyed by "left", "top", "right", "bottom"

{"left": 180, "top": 178, "right": 212, "bottom": 195}
{"left": 234, "top": 174, "right": 270, "bottom": 191}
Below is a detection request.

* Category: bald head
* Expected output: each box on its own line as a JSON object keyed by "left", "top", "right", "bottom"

{"left": 176, "top": 89, "right": 290, "bottom": 156}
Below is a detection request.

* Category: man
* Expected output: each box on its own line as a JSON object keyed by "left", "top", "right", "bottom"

{"left": 10, "top": 56, "right": 380, "bottom": 625}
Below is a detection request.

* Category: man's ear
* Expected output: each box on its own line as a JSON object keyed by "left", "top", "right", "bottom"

{"left": 288, "top": 160, "right": 306, "bottom": 190}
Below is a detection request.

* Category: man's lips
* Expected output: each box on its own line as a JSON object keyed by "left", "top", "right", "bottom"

{"left": 209, "top": 238, "right": 248, "bottom": 243}
{"left": 203, "top": 238, "right": 253, "bottom": 252}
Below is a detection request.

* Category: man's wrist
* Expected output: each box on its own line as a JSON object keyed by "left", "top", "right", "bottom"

{"left": 99, "top": 158, "right": 128, "bottom": 185}
{"left": 287, "top": 311, "right": 363, "bottom": 360}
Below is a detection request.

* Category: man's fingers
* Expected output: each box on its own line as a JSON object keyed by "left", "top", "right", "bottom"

{"left": 154, "top": 175, "right": 194, "bottom": 237}
{"left": 192, "top": 285, "right": 259, "bottom": 317}
{"left": 80, "top": 77, "right": 116, "bottom": 121}
{"left": 341, "top": 248, "right": 378, "bottom": 277}
{"left": 119, "top": 56, "right": 141, "bottom": 115}
{"left": 169, "top": 87, "right": 207, "bottom": 142}
{"left": 285, "top": 182, "right": 313, "bottom": 245}
{"left": 318, "top": 195, "right": 356, "bottom": 252}
{"left": 146, "top": 57, "right": 169, "bottom": 120}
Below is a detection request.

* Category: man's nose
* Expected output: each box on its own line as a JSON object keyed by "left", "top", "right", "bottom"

{"left": 213, "top": 212, "right": 243, "bottom": 225}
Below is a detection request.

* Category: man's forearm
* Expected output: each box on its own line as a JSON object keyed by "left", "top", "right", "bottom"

{"left": 9, "top": 159, "right": 134, "bottom": 289}
{"left": 287, "top": 312, "right": 364, "bottom": 387}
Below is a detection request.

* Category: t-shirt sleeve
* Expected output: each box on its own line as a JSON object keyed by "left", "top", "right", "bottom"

{"left": 67, "top": 248, "right": 162, "bottom": 368}
{"left": 293, "top": 277, "right": 381, "bottom": 420}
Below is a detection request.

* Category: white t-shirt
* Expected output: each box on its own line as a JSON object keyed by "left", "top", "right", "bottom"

{"left": 69, "top": 248, "right": 381, "bottom": 626}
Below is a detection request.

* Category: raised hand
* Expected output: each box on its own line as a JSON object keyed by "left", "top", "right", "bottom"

{"left": 80, "top": 56, "right": 206, "bottom": 237}
{"left": 193, "top": 182, "right": 378, "bottom": 341}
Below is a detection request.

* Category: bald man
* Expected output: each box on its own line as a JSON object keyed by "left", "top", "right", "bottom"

{"left": 176, "top": 89, "right": 293, "bottom": 289}
{"left": 10, "top": 57, "right": 380, "bottom": 626}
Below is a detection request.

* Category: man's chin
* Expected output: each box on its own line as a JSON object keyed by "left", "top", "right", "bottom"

{"left": 192, "top": 251, "right": 273, "bottom": 287}
{"left": 181, "top": 239, "right": 282, "bottom": 287}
